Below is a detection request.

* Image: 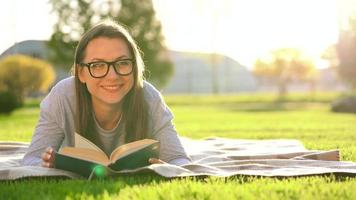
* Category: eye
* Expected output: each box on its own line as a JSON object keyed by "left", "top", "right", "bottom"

{"left": 117, "top": 60, "right": 132, "bottom": 66}
{"left": 90, "top": 62, "right": 106, "bottom": 68}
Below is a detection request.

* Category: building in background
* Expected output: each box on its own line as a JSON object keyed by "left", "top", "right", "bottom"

{"left": 0, "top": 40, "right": 347, "bottom": 94}
{"left": 164, "top": 51, "right": 257, "bottom": 93}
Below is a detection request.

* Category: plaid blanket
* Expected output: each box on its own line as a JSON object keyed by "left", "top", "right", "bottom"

{"left": 0, "top": 142, "right": 80, "bottom": 180}
{"left": 1, "top": 138, "right": 356, "bottom": 180}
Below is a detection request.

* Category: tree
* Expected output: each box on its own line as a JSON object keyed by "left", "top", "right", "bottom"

{"left": 321, "top": 45, "right": 338, "bottom": 68}
{"left": 0, "top": 55, "right": 55, "bottom": 104}
{"left": 0, "top": 90, "right": 19, "bottom": 114}
{"left": 48, "top": 0, "right": 173, "bottom": 88}
{"left": 336, "top": 16, "right": 356, "bottom": 92}
{"left": 48, "top": 0, "right": 94, "bottom": 69}
{"left": 253, "top": 48, "right": 317, "bottom": 96}
{"left": 113, "top": 0, "right": 173, "bottom": 88}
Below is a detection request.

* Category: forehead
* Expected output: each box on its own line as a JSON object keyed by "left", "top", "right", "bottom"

{"left": 84, "top": 37, "right": 130, "bottom": 61}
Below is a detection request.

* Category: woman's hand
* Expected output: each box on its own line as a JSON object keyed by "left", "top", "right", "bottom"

{"left": 41, "top": 147, "right": 55, "bottom": 168}
{"left": 148, "top": 158, "right": 165, "bottom": 164}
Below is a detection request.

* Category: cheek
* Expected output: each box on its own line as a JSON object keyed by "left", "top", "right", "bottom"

{"left": 85, "top": 81, "right": 98, "bottom": 95}
{"left": 78, "top": 67, "right": 90, "bottom": 83}
{"left": 78, "top": 67, "right": 85, "bottom": 82}
{"left": 121, "top": 73, "right": 134, "bottom": 85}
{"left": 83, "top": 77, "right": 99, "bottom": 94}
{"left": 126, "top": 75, "right": 134, "bottom": 89}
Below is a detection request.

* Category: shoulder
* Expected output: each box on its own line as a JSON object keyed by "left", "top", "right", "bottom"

{"left": 142, "top": 80, "right": 172, "bottom": 116}
{"left": 142, "top": 80, "right": 163, "bottom": 102}
{"left": 37, "top": 76, "right": 76, "bottom": 136}
{"left": 142, "top": 81, "right": 172, "bottom": 116}
{"left": 51, "top": 76, "right": 75, "bottom": 94}
{"left": 40, "top": 76, "right": 76, "bottom": 110}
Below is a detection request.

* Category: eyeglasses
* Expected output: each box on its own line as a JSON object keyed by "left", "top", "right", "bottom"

{"left": 80, "top": 59, "right": 134, "bottom": 78}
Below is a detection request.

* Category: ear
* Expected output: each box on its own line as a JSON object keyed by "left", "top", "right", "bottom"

{"left": 77, "top": 64, "right": 86, "bottom": 83}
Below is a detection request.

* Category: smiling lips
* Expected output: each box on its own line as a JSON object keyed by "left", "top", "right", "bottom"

{"left": 101, "top": 84, "right": 122, "bottom": 92}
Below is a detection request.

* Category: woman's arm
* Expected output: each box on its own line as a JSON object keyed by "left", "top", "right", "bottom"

{"left": 22, "top": 86, "right": 66, "bottom": 166}
{"left": 145, "top": 83, "right": 191, "bottom": 164}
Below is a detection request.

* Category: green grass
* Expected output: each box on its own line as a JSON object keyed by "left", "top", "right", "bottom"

{"left": 0, "top": 107, "right": 39, "bottom": 141}
{"left": 1, "top": 92, "right": 356, "bottom": 199}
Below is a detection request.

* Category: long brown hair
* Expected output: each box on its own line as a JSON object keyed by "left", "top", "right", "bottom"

{"left": 73, "top": 20, "right": 148, "bottom": 143}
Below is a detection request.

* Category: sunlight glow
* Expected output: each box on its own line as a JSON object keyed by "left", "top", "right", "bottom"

{"left": 93, "top": 165, "right": 107, "bottom": 178}
{"left": 153, "top": 0, "right": 351, "bottom": 69}
{"left": 1, "top": 0, "right": 356, "bottom": 70}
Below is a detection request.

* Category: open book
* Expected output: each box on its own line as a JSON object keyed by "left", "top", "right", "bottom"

{"left": 54, "top": 133, "right": 159, "bottom": 178}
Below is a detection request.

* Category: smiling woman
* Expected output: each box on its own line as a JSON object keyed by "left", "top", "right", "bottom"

{"left": 21, "top": 20, "right": 191, "bottom": 170}
{"left": 78, "top": 37, "right": 135, "bottom": 109}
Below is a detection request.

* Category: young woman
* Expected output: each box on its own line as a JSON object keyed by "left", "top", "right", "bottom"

{"left": 22, "top": 20, "right": 190, "bottom": 168}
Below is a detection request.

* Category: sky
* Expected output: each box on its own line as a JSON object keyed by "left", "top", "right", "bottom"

{"left": 0, "top": 0, "right": 356, "bottom": 69}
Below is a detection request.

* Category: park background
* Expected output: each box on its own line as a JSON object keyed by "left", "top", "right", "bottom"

{"left": 0, "top": 0, "right": 356, "bottom": 199}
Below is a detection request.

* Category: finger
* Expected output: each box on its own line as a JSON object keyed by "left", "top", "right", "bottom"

{"left": 42, "top": 152, "right": 51, "bottom": 161}
{"left": 46, "top": 147, "right": 53, "bottom": 154}
{"left": 47, "top": 161, "right": 54, "bottom": 168}
{"left": 42, "top": 159, "right": 55, "bottom": 168}
{"left": 148, "top": 158, "right": 164, "bottom": 164}
{"left": 49, "top": 155, "right": 55, "bottom": 163}
{"left": 48, "top": 151, "right": 55, "bottom": 163}
{"left": 41, "top": 152, "right": 49, "bottom": 161}
{"left": 41, "top": 161, "right": 50, "bottom": 168}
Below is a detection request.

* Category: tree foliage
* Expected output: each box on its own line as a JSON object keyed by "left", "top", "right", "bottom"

{"left": 48, "top": 0, "right": 173, "bottom": 88}
{"left": 336, "top": 16, "right": 356, "bottom": 92}
{"left": 253, "top": 48, "right": 317, "bottom": 96}
{"left": 321, "top": 45, "right": 338, "bottom": 68}
{"left": 0, "top": 90, "right": 19, "bottom": 114}
{"left": 0, "top": 55, "right": 55, "bottom": 104}
{"left": 47, "top": 0, "right": 94, "bottom": 69}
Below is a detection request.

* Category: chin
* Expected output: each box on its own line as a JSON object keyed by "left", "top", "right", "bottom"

{"left": 104, "top": 95, "right": 126, "bottom": 105}
{"left": 101, "top": 89, "right": 129, "bottom": 103}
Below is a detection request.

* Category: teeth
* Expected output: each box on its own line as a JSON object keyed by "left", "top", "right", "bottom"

{"left": 103, "top": 85, "right": 119, "bottom": 90}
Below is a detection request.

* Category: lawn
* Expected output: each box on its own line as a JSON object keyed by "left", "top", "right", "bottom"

{"left": 1, "top": 92, "right": 356, "bottom": 199}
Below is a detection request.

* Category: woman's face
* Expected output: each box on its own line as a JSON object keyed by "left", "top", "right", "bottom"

{"left": 78, "top": 37, "right": 134, "bottom": 107}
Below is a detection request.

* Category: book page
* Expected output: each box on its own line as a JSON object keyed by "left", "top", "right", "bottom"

{"left": 59, "top": 147, "right": 111, "bottom": 166}
{"left": 109, "top": 139, "right": 158, "bottom": 162}
{"left": 74, "top": 132, "right": 106, "bottom": 156}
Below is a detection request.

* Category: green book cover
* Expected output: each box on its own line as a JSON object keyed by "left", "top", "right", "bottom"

{"left": 54, "top": 133, "right": 159, "bottom": 178}
{"left": 54, "top": 152, "right": 105, "bottom": 178}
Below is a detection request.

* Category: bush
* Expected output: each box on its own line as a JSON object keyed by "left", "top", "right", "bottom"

{"left": 0, "top": 55, "right": 55, "bottom": 104}
{"left": 0, "top": 90, "right": 20, "bottom": 114}
{"left": 331, "top": 96, "right": 356, "bottom": 113}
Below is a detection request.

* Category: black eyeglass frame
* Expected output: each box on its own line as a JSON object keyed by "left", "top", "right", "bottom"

{"left": 79, "top": 58, "right": 135, "bottom": 78}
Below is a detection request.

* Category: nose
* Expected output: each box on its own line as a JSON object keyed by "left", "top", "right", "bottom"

{"left": 106, "top": 64, "right": 119, "bottom": 78}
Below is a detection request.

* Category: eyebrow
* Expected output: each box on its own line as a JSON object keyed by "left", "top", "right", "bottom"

{"left": 89, "top": 55, "right": 131, "bottom": 62}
